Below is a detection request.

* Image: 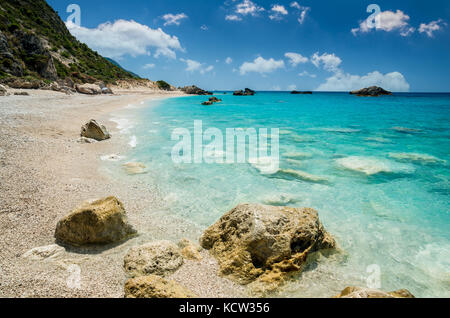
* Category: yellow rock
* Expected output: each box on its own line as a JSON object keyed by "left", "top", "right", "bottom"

{"left": 200, "top": 204, "right": 335, "bottom": 287}
{"left": 124, "top": 275, "right": 197, "bottom": 298}
{"left": 178, "top": 239, "right": 203, "bottom": 261}
{"left": 334, "top": 286, "right": 415, "bottom": 298}
{"left": 55, "top": 196, "right": 136, "bottom": 246}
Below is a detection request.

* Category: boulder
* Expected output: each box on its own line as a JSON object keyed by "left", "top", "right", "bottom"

{"left": 233, "top": 88, "right": 255, "bottom": 96}
{"left": 334, "top": 287, "right": 415, "bottom": 298}
{"left": 350, "top": 86, "right": 392, "bottom": 97}
{"left": 0, "top": 84, "right": 7, "bottom": 96}
{"left": 80, "top": 119, "right": 111, "bottom": 141}
{"left": 209, "top": 97, "right": 222, "bottom": 103}
{"left": 202, "top": 101, "right": 213, "bottom": 106}
{"left": 76, "top": 83, "right": 102, "bottom": 95}
{"left": 77, "top": 137, "right": 98, "bottom": 144}
{"left": 124, "top": 241, "right": 184, "bottom": 278}
{"left": 6, "top": 78, "right": 43, "bottom": 89}
{"left": 178, "top": 239, "right": 202, "bottom": 261}
{"left": 54, "top": 196, "right": 136, "bottom": 246}
{"left": 180, "top": 85, "right": 213, "bottom": 95}
{"left": 200, "top": 204, "right": 335, "bottom": 285}
{"left": 14, "top": 92, "right": 29, "bottom": 96}
{"left": 124, "top": 275, "right": 197, "bottom": 298}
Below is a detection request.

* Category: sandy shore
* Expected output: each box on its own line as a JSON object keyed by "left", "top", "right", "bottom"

{"left": 0, "top": 88, "right": 246, "bottom": 298}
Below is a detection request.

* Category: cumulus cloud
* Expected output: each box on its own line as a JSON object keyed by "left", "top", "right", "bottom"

{"left": 180, "top": 58, "right": 214, "bottom": 74}
{"left": 66, "top": 20, "right": 182, "bottom": 59}
{"left": 162, "top": 13, "right": 188, "bottom": 26}
{"left": 317, "top": 71, "right": 410, "bottom": 92}
{"left": 419, "top": 19, "right": 447, "bottom": 37}
{"left": 298, "top": 71, "right": 316, "bottom": 78}
{"left": 285, "top": 52, "right": 308, "bottom": 66}
{"left": 143, "top": 63, "right": 155, "bottom": 69}
{"left": 351, "top": 10, "right": 415, "bottom": 36}
{"left": 239, "top": 56, "right": 285, "bottom": 75}
{"left": 225, "top": 0, "right": 264, "bottom": 21}
{"left": 311, "top": 52, "right": 342, "bottom": 73}
{"left": 290, "top": 2, "right": 310, "bottom": 24}
{"left": 269, "top": 4, "right": 288, "bottom": 20}
{"left": 287, "top": 84, "right": 297, "bottom": 91}
{"left": 200, "top": 24, "right": 209, "bottom": 31}
{"left": 225, "top": 57, "right": 233, "bottom": 64}
{"left": 225, "top": 15, "right": 242, "bottom": 21}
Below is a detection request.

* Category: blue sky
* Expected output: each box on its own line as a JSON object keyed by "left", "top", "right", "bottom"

{"left": 47, "top": 0, "right": 450, "bottom": 92}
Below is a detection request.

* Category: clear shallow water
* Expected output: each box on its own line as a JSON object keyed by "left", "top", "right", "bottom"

{"left": 110, "top": 92, "right": 450, "bottom": 297}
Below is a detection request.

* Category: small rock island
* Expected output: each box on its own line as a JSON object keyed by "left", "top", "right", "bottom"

{"left": 350, "top": 86, "right": 392, "bottom": 97}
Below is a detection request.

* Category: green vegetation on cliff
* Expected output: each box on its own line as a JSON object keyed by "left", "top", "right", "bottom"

{"left": 0, "top": 0, "right": 139, "bottom": 83}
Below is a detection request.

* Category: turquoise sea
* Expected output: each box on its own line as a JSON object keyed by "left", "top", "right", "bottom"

{"left": 109, "top": 92, "right": 450, "bottom": 297}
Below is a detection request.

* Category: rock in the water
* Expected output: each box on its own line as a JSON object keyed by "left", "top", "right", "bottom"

{"left": 76, "top": 83, "right": 102, "bottom": 95}
{"left": 202, "top": 101, "right": 213, "bottom": 106}
{"left": 122, "top": 162, "right": 147, "bottom": 175}
{"left": 180, "top": 85, "right": 212, "bottom": 95}
{"left": 200, "top": 204, "right": 335, "bottom": 285}
{"left": 350, "top": 86, "right": 392, "bottom": 97}
{"left": 291, "top": 91, "right": 312, "bottom": 95}
{"left": 22, "top": 244, "right": 65, "bottom": 260}
{"left": 334, "top": 287, "right": 415, "bottom": 298}
{"left": 80, "top": 119, "right": 111, "bottom": 141}
{"left": 124, "top": 241, "right": 184, "bottom": 278}
{"left": 14, "top": 92, "right": 30, "bottom": 96}
{"left": 178, "top": 239, "right": 203, "bottom": 261}
{"left": 201, "top": 204, "right": 336, "bottom": 284}
{"left": 233, "top": 88, "right": 255, "bottom": 96}
{"left": 54, "top": 196, "right": 136, "bottom": 246}
{"left": 124, "top": 275, "right": 197, "bottom": 298}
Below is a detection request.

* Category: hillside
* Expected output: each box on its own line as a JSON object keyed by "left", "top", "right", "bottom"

{"left": 0, "top": 0, "right": 140, "bottom": 85}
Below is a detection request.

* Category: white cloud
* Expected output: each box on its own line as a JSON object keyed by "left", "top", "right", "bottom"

{"left": 352, "top": 10, "right": 415, "bottom": 37}
{"left": 317, "top": 71, "right": 410, "bottom": 92}
{"left": 419, "top": 19, "right": 447, "bottom": 37}
{"left": 311, "top": 52, "right": 342, "bottom": 73}
{"left": 180, "top": 58, "right": 214, "bottom": 74}
{"left": 236, "top": 0, "right": 264, "bottom": 16}
{"left": 287, "top": 84, "right": 297, "bottom": 91}
{"left": 285, "top": 52, "right": 308, "bottom": 66}
{"left": 269, "top": 4, "right": 288, "bottom": 20}
{"left": 290, "top": 2, "right": 301, "bottom": 10}
{"left": 162, "top": 13, "right": 188, "bottom": 26}
{"left": 226, "top": 0, "right": 264, "bottom": 21}
{"left": 200, "top": 24, "right": 209, "bottom": 31}
{"left": 143, "top": 63, "right": 155, "bottom": 69}
{"left": 66, "top": 20, "right": 182, "bottom": 59}
{"left": 239, "top": 56, "right": 285, "bottom": 75}
{"left": 225, "top": 15, "right": 242, "bottom": 21}
{"left": 225, "top": 57, "right": 233, "bottom": 64}
{"left": 298, "top": 71, "right": 316, "bottom": 78}
{"left": 290, "top": 2, "right": 310, "bottom": 24}
{"left": 272, "top": 85, "right": 282, "bottom": 91}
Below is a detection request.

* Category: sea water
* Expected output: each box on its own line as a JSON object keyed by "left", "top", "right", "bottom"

{"left": 108, "top": 92, "right": 450, "bottom": 297}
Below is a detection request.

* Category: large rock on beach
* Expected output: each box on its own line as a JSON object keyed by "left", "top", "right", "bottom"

{"left": 76, "top": 83, "right": 102, "bottom": 95}
{"left": 334, "top": 286, "right": 415, "bottom": 298}
{"left": 124, "top": 241, "right": 184, "bottom": 278}
{"left": 200, "top": 204, "right": 335, "bottom": 286}
{"left": 124, "top": 275, "right": 197, "bottom": 298}
{"left": 178, "top": 238, "right": 203, "bottom": 261}
{"left": 55, "top": 196, "right": 136, "bottom": 246}
{"left": 80, "top": 119, "right": 111, "bottom": 141}
{"left": 350, "top": 86, "right": 392, "bottom": 97}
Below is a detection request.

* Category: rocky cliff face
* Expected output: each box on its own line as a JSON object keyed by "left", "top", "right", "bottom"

{"left": 0, "top": 0, "right": 137, "bottom": 84}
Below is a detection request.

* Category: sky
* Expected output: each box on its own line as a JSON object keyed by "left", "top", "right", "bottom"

{"left": 47, "top": 0, "right": 450, "bottom": 92}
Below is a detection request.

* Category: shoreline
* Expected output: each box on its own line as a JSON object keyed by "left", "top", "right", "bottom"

{"left": 0, "top": 88, "right": 246, "bottom": 298}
